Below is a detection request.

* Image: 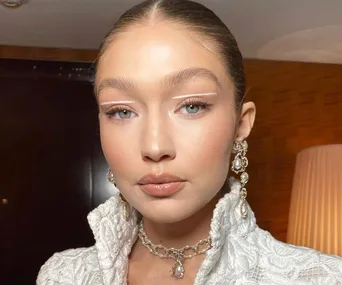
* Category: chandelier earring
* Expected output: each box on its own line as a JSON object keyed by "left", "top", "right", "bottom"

{"left": 106, "top": 168, "right": 131, "bottom": 220}
{"left": 119, "top": 194, "right": 131, "bottom": 221}
{"left": 231, "top": 140, "right": 249, "bottom": 219}
{"left": 106, "top": 168, "right": 116, "bottom": 186}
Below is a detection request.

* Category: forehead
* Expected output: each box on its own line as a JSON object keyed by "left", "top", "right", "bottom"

{"left": 96, "top": 22, "right": 230, "bottom": 89}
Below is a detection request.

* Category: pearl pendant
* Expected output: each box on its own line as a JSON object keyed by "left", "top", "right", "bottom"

{"left": 234, "top": 157, "right": 242, "bottom": 170}
{"left": 172, "top": 260, "right": 185, "bottom": 279}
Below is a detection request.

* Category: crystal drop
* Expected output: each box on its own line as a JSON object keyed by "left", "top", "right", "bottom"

{"left": 243, "top": 157, "right": 249, "bottom": 167}
{"left": 233, "top": 142, "right": 240, "bottom": 152}
{"left": 240, "top": 188, "right": 247, "bottom": 199}
{"left": 240, "top": 201, "right": 248, "bottom": 219}
{"left": 242, "top": 140, "right": 248, "bottom": 151}
{"left": 122, "top": 203, "right": 130, "bottom": 221}
{"left": 234, "top": 158, "right": 242, "bottom": 170}
{"left": 240, "top": 172, "right": 249, "bottom": 183}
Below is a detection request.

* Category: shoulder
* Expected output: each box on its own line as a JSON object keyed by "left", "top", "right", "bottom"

{"left": 251, "top": 227, "right": 342, "bottom": 283}
{"left": 36, "top": 246, "right": 102, "bottom": 285}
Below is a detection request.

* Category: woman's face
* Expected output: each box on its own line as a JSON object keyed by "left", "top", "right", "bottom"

{"left": 96, "top": 22, "right": 251, "bottom": 223}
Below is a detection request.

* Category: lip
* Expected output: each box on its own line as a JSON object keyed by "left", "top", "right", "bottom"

{"left": 138, "top": 173, "right": 185, "bottom": 185}
{"left": 138, "top": 173, "right": 186, "bottom": 197}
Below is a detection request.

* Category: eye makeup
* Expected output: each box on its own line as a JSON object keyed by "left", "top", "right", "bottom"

{"left": 172, "top": 92, "right": 217, "bottom": 100}
{"left": 99, "top": 100, "right": 136, "bottom": 106}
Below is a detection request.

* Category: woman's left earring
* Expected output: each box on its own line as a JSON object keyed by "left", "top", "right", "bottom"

{"left": 231, "top": 140, "right": 249, "bottom": 219}
{"left": 107, "top": 168, "right": 131, "bottom": 221}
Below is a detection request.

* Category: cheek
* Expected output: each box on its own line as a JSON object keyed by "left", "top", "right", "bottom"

{"left": 198, "top": 127, "right": 232, "bottom": 168}
{"left": 99, "top": 120, "right": 136, "bottom": 178}
{"left": 175, "top": 113, "right": 235, "bottom": 166}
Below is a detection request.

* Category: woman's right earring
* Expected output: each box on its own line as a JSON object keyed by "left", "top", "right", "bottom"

{"left": 107, "top": 168, "right": 131, "bottom": 220}
{"left": 231, "top": 140, "right": 249, "bottom": 219}
{"left": 119, "top": 194, "right": 131, "bottom": 221}
{"left": 107, "top": 168, "right": 116, "bottom": 186}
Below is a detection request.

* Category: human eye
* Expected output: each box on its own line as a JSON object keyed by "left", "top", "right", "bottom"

{"left": 105, "top": 106, "right": 137, "bottom": 120}
{"left": 177, "top": 98, "right": 211, "bottom": 117}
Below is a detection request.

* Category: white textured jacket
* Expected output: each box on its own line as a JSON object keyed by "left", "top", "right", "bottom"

{"left": 37, "top": 180, "right": 342, "bottom": 284}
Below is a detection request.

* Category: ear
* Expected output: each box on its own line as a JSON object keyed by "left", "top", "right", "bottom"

{"left": 235, "top": 101, "right": 256, "bottom": 141}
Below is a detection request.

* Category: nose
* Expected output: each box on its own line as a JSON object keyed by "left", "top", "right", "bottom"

{"left": 140, "top": 112, "right": 176, "bottom": 163}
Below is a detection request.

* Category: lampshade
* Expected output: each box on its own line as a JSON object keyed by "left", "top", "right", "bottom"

{"left": 287, "top": 144, "right": 342, "bottom": 256}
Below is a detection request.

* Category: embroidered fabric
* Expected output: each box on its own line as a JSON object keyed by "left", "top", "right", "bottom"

{"left": 37, "top": 178, "right": 342, "bottom": 285}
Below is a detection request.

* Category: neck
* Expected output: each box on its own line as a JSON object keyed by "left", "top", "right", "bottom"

{"left": 140, "top": 193, "right": 221, "bottom": 249}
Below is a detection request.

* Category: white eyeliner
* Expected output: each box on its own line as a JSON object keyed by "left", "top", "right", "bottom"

{"left": 172, "top": 92, "right": 217, "bottom": 99}
{"left": 99, "top": 100, "right": 136, "bottom": 106}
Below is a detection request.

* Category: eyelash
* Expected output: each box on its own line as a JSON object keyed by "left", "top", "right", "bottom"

{"left": 177, "top": 98, "right": 211, "bottom": 116}
{"left": 105, "top": 106, "right": 134, "bottom": 119}
{"left": 104, "top": 98, "right": 211, "bottom": 120}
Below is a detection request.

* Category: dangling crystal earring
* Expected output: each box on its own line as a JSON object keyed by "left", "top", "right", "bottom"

{"left": 107, "top": 168, "right": 116, "bottom": 186}
{"left": 231, "top": 140, "right": 249, "bottom": 219}
{"left": 107, "top": 168, "right": 131, "bottom": 221}
{"left": 119, "top": 194, "right": 131, "bottom": 221}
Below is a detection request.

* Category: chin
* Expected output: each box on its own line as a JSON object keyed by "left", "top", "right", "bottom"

{"left": 136, "top": 198, "right": 204, "bottom": 224}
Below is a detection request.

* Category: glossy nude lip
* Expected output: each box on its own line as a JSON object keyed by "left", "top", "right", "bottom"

{"left": 139, "top": 182, "right": 185, "bottom": 197}
{"left": 137, "top": 173, "right": 186, "bottom": 197}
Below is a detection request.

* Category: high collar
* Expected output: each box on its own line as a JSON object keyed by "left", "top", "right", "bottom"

{"left": 87, "top": 177, "right": 256, "bottom": 285}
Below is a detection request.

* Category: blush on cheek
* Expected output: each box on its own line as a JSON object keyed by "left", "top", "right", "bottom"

{"left": 103, "top": 145, "right": 134, "bottom": 184}
{"left": 201, "top": 135, "right": 231, "bottom": 162}
{"left": 100, "top": 127, "right": 127, "bottom": 167}
{"left": 175, "top": 124, "right": 233, "bottom": 181}
{"left": 200, "top": 115, "right": 234, "bottom": 148}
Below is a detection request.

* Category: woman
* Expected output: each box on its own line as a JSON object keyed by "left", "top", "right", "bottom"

{"left": 37, "top": 0, "right": 342, "bottom": 284}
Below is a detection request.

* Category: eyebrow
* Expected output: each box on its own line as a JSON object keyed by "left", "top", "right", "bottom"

{"left": 96, "top": 67, "right": 222, "bottom": 97}
{"left": 97, "top": 77, "right": 136, "bottom": 96}
{"left": 163, "top": 67, "right": 222, "bottom": 90}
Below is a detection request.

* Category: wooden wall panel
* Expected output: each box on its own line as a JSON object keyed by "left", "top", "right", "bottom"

{"left": 244, "top": 59, "right": 342, "bottom": 241}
